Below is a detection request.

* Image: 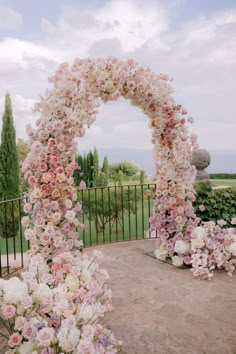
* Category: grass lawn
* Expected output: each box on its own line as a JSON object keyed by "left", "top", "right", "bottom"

{"left": 0, "top": 232, "right": 28, "bottom": 255}
{"left": 210, "top": 179, "right": 236, "bottom": 188}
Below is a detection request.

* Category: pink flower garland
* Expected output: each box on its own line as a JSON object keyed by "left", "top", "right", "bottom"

{"left": 22, "top": 56, "right": 236, "bottom": 280}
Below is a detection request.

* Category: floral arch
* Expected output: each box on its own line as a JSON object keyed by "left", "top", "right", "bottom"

{"left": 1, "top": 57, "right": 236, "bottom": 353}
{"left": 23, "top": 56, "right": 198, "bottom": 258}
{"left": 23, "top": 56, "right": 236, "bottom": 279}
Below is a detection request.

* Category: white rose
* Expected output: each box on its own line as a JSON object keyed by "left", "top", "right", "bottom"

{"left": 172, "top": 256, "right": 184, "bottom": 267}
{"left": 174, "top": 240, "right": 189, "bottom": 254}
{"left": 154, "top": 248, "right": 168, "bottom": 261}
{"left": 191, "top": 238, "right": 205, "bottom": 251}
{"left": 82, "top": 324, "right": 95, "bottom": 341}
{"left": 228, "top": 242, "right": 236, "bottom": 256}
{"left": 36, "top": 327, "right": 54, "bottom": 347}
{"left": 18, "top": 342, "right": 34, "bottom": 354}
{"left": 81, "top": 269, "right": 92, "bottom": 284}
{"left": 154, "top": 245, "right": 168, "bottom": 261}
{"left": 225, "top": 232, "right": 236, "bottom": 242}
{"left": 193, "top": 226, "right": 207, "bottom": 239}
{"left": 65, "top": 274, "right": 80, "bottom": 292}
{"left": 3, "top": 277, "right": 28, "bottom": 303}
{"left": 78, "top": 304, "right": 94, "bottom": 322}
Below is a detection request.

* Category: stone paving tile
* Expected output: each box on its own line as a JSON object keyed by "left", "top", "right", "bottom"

{"left": 1, "top": 240, "right": 236, "bottom": 354}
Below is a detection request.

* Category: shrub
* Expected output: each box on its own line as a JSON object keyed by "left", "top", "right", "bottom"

{"left": 210, "top": 173, "right": 236, "bottom": 179}
{"left": 194, "top": 182, "right": 236, "bottom": 226}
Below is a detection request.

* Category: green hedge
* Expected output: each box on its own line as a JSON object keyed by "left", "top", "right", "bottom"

{"left": 210, "top": 173, "right": 236, "bottom": 179}
{"left": 194, "top": 183, "right": 236, "bottom": 226}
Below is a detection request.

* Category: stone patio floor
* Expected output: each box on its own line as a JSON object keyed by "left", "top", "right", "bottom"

{"left": 86, "top": 240, "right": 236, "bottom": 354}
{"left": 1, "top": 239, "right": 236, "bottom": 354}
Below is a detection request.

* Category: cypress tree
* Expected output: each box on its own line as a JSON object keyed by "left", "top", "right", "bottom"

{"left": 102, "top": 157, "right": 109, "bottom": 186}
{"left": 0, "top": 93, "right": 20, "bottom": 237}
{"left": 140, "top": 170, "right": 145, "bottom": 184}
{"left": 83, "top": 153, "right": 88, "bottom": 186}
{"left": 93, "top": 147, "right": 99, "bottom": 187}
{"left": 88, "top": 150, "right": 94, "bottom": 187}
{"left": 73, "top": 153, "right": 84, "bottom": 186}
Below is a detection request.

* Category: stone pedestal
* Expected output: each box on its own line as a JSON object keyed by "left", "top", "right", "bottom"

{"left": 191, "top": 149, "right": 211, "bottom": 186}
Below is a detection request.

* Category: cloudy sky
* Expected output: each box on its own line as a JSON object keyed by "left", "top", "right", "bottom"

{"left": 0, "top": 0, "right": 235, "bottom": 170}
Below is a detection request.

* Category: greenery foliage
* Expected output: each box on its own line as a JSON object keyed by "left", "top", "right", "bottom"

{"left": 140, "top": 170, "right": 145, "bottom": 184}
{"left": 101, "top": 156, "right": 109, "bottom": 186}
{"left": 194, "top": 182, "right": 236, "bottom": 227}
{"left": 109, "top": 160, "right": 140, "bottom": 178}
{"left": 17, "top": 138, "right": 29, "bottom": 193}
{"left": 0, "top": 93, "right": 20, "bottom": 238}
{"left": 210, "top": 173, "right": 236, "bottom": 179}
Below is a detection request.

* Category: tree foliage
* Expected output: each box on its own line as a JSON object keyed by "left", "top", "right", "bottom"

{"left": 93, "top": 147, "right": 99, "bottom": 186}
{"left": 0, "top": 93, "right": 20, "bottom": 237}
{"left": 109, "top": 160, "right": 140, "bottom": 177}
{"left": 101, "top": 157, "right": 109, "bottom": 186}
{"left": 140, "top": 170, "right": 145, "bottom": 184}
{"left": 17, "top": 138, "right": 29, "bottom": 193}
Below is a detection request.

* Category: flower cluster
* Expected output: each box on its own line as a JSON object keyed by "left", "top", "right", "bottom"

{"left": 154, "top": 219, "right": 236, "bottom": 279}
{"left": 0, "top": 251, "right": 121, "bottom": 353}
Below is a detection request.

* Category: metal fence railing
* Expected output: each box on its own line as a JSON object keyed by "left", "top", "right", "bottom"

{"left": 0, "top": 196, "right": 29, "bottom": 278}
{"left": 0, "top": 184, "right": 157, "bottom": 278}
{"left": 78, "top": 184, "right": 157, "bottom": 247}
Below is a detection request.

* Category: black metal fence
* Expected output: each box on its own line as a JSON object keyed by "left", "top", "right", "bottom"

{"left": 0, "top": 184, "right": 157, "bottom": 278}
{"left": 79, "top": 184, "right": 157, "bottom": 247}
{"left": 0, "top": 196, "right": 29, "bottom": 278}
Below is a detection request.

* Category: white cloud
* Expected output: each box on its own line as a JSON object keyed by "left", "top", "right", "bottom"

{"left": 0, "top": 38, "right": 60, "bottom": 97}
{"left": 39, "top": 0, "right": 168, "bottom": 56}
{"left": 190, "top": 121, "right": 236, "bottom": 152}
{"left": 0, "top": 6, "right": 22, "bottom": 30}
{"left": 0, "top": 1, "right": 235, "bottom": 158}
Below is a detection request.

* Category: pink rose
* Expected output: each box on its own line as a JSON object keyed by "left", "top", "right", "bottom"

{"left": 231, "top": 217, "right": 236, "bottom": 225}
{"left": 183, "top": 255, "right": 192, "bottom": 265}
{"left": 28, "top": 175, "right": 37, "bottom": 185}
{"left": 14, "top": 316, "right": 26, "bottom": 331}
{"left": 48, "top": 138, "right": 57, "bottom": 146}
{"left": 199, "top": 205, "right": 205, "bottom": 212}
{"left": 2, "top": 305, "right": 16, "bottom": 319}
{"left": 39, "top": 162, "right": 48, "bottom": 171}
{"left": 79, "top": 180, "right": 86, "bottom": 190}
{"left": 8, "top": 333, "right": 22, "bottom": 347}
{"left": 22, "top": 323, "right": 37, "bottom": 340}
{"left": 217, "top": 219, "right": 227, "bottom": 227}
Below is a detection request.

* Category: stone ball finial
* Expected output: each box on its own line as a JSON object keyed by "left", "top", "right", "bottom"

{"left": 191, "top": 148, "right": 211, "bottom": 184}
{"left": 192, "top": 149, "right": 211, "bottom": 170}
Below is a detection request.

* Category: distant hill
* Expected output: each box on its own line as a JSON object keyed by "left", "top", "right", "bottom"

{"left": 79, "top": 148, "right": 236, "bottom": 176}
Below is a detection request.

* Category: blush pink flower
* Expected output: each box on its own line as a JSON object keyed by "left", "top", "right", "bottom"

{"left": 28, "top": 175, "right": 37, "bottom": 185}
{"left": 36, "top": 328, "right": 54, "bottom": 347}
{"left": 8, "top": 333, "right": 23, "bottom": 347}
{"left": 2, "top": 305, "right": 16, "bottom": 319}
{"left": 231, "top": 217, "right": 236, "bottom": 225}
{"left": 199, "top": 205, "right": 205, "bottom": 212}
{"left": 79, "top": 180, "right": 86, "bottom": 190}
{"left": 217, "top": 219, "right": 227, "bottom": 227}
